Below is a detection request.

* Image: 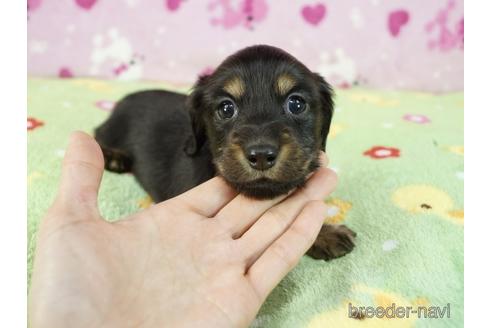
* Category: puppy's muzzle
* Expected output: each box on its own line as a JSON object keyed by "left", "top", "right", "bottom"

{"left": 245, "top": 144, "right": 278, "bottom": 171}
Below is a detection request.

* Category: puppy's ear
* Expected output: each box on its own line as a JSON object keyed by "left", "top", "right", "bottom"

{"left": 184, "top": 75, "right": 209, "bottom": 155}
{"left": 314, "top": 73, "right": 335, "bottom": 151}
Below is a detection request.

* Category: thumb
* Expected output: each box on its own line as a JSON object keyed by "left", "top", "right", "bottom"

{"left": 55, "top": 131, "right": 105, "bottom": 217}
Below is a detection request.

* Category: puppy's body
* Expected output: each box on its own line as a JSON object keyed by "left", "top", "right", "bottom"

{"left": 96, "top": 45, "right": 356, "bottom": 261}
{"left": 95, "top": 90, "right": 215, "bottom": 202}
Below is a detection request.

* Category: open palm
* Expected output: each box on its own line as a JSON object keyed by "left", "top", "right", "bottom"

{"left": 28, "top": 132, "right": 337, "bottom": 328}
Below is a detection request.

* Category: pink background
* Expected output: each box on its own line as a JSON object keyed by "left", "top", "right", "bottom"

{"left": 27, "top": 0, "right": 463, "bottom": 92}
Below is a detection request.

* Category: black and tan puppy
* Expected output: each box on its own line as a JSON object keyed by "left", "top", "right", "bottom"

{"left": 95, "top": 45, "right": 355, "bottom": 260}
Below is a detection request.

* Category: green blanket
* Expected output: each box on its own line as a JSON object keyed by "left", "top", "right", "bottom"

{"left": 27, "top": 78, "right": 464, "bottom": 327}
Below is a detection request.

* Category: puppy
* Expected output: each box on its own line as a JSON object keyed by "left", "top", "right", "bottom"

{"left": 95, "top": 45, "right": 355, "bottom": 260}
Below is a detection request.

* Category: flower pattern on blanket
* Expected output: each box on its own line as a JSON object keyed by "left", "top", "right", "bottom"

{"left": 324, "top": 199, "right": 352, "bottom": 224}
{"left": 26, "top": 78, "right": 464, "bottom": 327}
{"left": 392, "top": 185, "right": 463, "bottom": 224}
{"left": 28, "top": 171, "right": 44, "bottom": 186}
{"left": 95, "top": 100, "right": 116, "bottom": 112}
{"left": 328, "top": 123, "right": 345, "bottom": 139}
{"left": 402, "top": 114, "right": 431, "bottom": 124}
{"left": 72, "top": 79, "right": 115, "bottom": 93}
{"left": 349, "top": 93, "right": 400, "bottom": 108}
{"left": 27, "top": 117, "right": 44, "bottom": 131}
{"left": 138, "top": 195, "right": 154, "bottom": 209}
{"left": 364, "top": 146, "right": 401, "bottom": 159}
{"left": 446, "top": 145, "right": 464, "bottom": 156}
{"left": 307, "top": 285, "right": 418, "bottom": 328}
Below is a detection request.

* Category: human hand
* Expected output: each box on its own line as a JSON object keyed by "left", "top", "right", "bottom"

{"left": 28, "top": 132, "right": 337, "bottom": 328}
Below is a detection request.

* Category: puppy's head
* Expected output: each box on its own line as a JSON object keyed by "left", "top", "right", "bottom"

{"left": 186, "top": 45, "right": 334, "bottom": 199}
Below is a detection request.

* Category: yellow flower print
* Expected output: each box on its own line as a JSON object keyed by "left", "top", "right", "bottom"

{"left": 72, "top": 79, "right": 115, "bottom": 93}
{"left": 328, "top": 123, "right": 345, "bottom": 139}
{"left": 446, "top": 145, "right": 464, "bottom": 156}
{"left": 28, "top": 171, "right": 43, "bottom": 186}
{"left": 392, "top": 185, "right": 463, "bottom": 224}
{"left": 324, "top": 198, "right": 352, "bottom": 224}
{"left": 350, "top": 92, "right": 399, "bottom": 107}
{"left": 307, "top": 285, "right": 417, "bottom": 328}
{"left": 138, "top": 195, "right": 154, "bottom": 209}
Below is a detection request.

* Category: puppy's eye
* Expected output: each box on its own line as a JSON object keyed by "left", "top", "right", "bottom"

{"left": 217, "top": 100, "right": 236, "bottom": 120}
{"left": 286, "top": 95, "right": 306, "bottom": 115}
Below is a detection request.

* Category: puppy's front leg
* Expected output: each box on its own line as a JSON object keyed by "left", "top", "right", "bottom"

{"left": 307, "top": 224, "right": 356, "bottom": 261}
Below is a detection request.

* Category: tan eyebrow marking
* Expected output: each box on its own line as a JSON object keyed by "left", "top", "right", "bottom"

{"left": 223, "top": 76, "right": 246, "bottom": 99}
{"left": 276, "top": 74, "right": 296, "bottom": 95}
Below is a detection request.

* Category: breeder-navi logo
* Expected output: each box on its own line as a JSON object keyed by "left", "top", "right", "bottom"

{"left": 348, "top": 302, "right": 451, "bottom": 319}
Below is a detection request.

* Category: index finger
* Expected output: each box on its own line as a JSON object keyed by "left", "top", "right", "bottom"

{"left": 246, "top": 200, "right": 328, "bottom": 302}
{"left": 158, "top": 176, "right": 238, "bottom": 217}
{"left": 215, "top": 151, "right": 330, "bottom": 236}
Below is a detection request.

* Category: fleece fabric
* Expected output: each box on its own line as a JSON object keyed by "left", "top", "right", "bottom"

{"left": 27, "top": 78, "right": 464, "bottom": 327}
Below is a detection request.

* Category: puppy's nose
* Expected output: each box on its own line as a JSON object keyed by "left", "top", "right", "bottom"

{"left": 246, "top": 145, "right": 278, "bottom": 170}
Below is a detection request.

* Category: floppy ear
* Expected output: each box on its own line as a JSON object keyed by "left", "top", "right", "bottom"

{"left": 314, "top": 73, "right": 335, "bottom": 151}
{"left": 184, "top": 76, "right": 209, "bottom": 156}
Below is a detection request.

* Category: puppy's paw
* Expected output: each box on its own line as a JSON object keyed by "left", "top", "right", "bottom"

{"left": 307, "top": 224, "right": 356, "bottom": 261}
